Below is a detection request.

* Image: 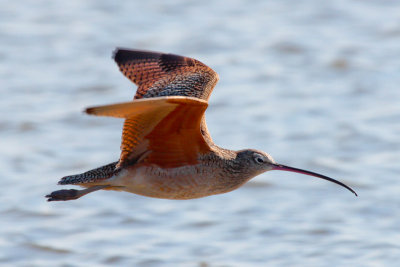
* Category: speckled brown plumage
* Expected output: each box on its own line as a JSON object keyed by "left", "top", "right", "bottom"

{"left": 113, "top": 49, "right": 219, "bottom": 101}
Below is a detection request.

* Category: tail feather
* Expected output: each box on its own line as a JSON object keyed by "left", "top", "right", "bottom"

{"left": 58, "top": 162, "right": 118, "bottom": 185}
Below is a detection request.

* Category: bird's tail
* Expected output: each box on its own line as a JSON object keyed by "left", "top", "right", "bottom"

{"left": 58, "top": 161, "right": 118, "bottom": 185}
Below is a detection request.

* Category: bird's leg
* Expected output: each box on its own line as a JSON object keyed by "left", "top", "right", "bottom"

{"left": 45, "top": 185, "right": 110, "bottom": 201}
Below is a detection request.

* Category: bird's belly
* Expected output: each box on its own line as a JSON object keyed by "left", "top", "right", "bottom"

{"left": 107, "top": 165, "right": 219, "bottom": 199}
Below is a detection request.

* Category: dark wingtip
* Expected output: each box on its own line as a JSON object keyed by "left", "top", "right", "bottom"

{"left": 112, "top": 47, "right": 130, "bottom": 63}
{"left": 112, "top": 48, "right": 162, "bottom": 65}
{"left": 112, "top": 47, "right": 120, "bottom": 60}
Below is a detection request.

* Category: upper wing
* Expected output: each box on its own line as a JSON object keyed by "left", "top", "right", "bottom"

{"left": 86, "top": 96, "right": 211, "bottom": 168}
{"left": 113, "top": 48, "right": 219, "bottom": 101}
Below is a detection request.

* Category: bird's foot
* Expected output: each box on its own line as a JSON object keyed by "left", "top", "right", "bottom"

{"left": 45, "top": 185, "right": 110, "bottom": 202}
{"left": 46, "top": 189, "right": 81, "bottom": 201}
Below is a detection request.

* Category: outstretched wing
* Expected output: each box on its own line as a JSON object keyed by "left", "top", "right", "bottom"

{"left": 109, "top": 49, "right": 218, "bottom": 168}
{"left": 113, "top": 48, "right": 219, "bottom": 101}
{"left": 86, "top": 97, "right": 211, "bottom": 168}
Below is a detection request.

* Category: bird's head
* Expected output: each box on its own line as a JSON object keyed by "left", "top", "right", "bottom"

{"left": 235, "top": 149, "right": 277, "bottom": 175}
{"left": 236, "top": 149, "right": 357, "bottom": 196}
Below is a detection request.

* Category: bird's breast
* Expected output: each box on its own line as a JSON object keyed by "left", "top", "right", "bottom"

{"left": 107, "top": 163, "right": 225, "bottom": 199}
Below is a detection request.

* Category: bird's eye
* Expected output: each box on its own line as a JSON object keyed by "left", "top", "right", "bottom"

{"left": 254, "top": 155, "right": 264, "bottom": 164}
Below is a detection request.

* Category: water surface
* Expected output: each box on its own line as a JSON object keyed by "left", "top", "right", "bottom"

{"left": 1, "top": 0, "right": 400, "bottom": 266}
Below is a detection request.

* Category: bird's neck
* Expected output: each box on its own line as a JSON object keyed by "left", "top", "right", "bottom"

{"left": 204, "top": 147, "right": 255, "bottom": 194}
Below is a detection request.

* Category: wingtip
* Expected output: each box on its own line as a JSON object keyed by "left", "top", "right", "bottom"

{"left": 112, "top": 48, "right": 164, "bottom": 65}
{"left": 112, "top": 47, "right": 126, "bottom": 62}
{"left": 112, "top": 47, "right": 133, "bottom": 62}
{"left": 112, "top": 47, "right": 119, "bottom": 60}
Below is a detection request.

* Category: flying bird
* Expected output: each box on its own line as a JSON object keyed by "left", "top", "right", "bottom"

{"left": 46, "top": 48, "right": 357, "bottom": 201}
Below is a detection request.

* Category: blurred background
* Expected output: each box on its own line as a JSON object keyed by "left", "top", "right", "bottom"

{"left": 1, "top": 0, "right": 399, "bottom": 266}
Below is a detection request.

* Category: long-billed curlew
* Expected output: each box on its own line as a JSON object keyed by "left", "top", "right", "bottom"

{"left": 46, "top": 48, "right": 357, "bottom": 201}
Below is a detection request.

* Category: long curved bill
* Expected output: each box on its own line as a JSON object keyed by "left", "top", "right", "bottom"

{"left": 272, "top": 164, "right": 357, "bottom": 196}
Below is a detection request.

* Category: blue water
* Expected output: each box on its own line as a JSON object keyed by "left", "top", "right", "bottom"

{"left": 1, "top": 0, "right": 400, "bottom": 266}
